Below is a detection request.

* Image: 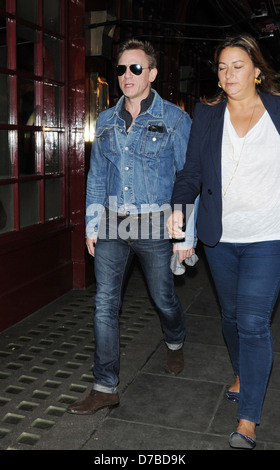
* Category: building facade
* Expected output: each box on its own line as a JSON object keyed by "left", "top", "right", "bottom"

{"left": 2, "top": 0, "right": 278, "bottom": 330}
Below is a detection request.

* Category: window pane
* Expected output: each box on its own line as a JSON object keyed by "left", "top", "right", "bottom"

{"left": 44, "top": 34, "right": 61, "bottom": 81}
{"left": 45, "top": 178, "right": 62, "bottom": 220}
{"left": 44, "top": 83, "right": 61, "bottom": 127}
{"left": 17, "top": 0, "right": 38, "bottom": 23}
{"left": 0, "top": 73, "right": 8, "bottom": 123}
{"left": 43, "top": 0, "right": 61, "bottom": 33}
{"left": 18, "top": 130, "right": 37, "bottom": 175}
{"left": 0, "top": 15, "right": 7, "bottom": 68}
{"left": 19, "top": 181, "right": 39, "bottom": 228}
{"left": 18, "top": 78, "right": 35, "bottom": 125}
{"left": 44, "top": 131, "right": 60, "bottom": 174}
{"left": 17, "top": 25, "right": 36, "bottom": 74}
{"left": 0, "top": 185, "right": 14, "bottom": 233}
{"left": 0, "top": 130, "right": 12, "bottom": 178}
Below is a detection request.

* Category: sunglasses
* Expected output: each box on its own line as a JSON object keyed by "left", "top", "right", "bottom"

{"left": 116, "top": 64, "right": 151, "bottom": 76}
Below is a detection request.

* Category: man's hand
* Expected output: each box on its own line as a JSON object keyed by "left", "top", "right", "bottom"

{"left": 86, "top": 237, "right": 97, "bottom": 257}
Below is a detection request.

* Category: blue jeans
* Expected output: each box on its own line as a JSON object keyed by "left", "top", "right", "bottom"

{"left": 204, "top": 241, "right": 280, "bottom": 424}
{"left": 93, "top": 212, "right": 185, "bottom": 393}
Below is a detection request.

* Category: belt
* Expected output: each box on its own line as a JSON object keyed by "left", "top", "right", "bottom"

{"left": 117, "top": 212, "right": 161, "bottom": 219}
{"left": 117, "top": 213, "right": 141, "bottom": 219}
{"left": 106, "top": 208, "right": 166, "bottom": 219}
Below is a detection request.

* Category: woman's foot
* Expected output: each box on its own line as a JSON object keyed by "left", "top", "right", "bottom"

{"left": 236, "top": 419, "right": 256, "bottom": 441}
{"left": 229, "top": 419, "right": 256, "bottom": 449}
{"left": 225, "top": 376, "right": 240, "bottom": 402}
{"left": 228, "top": 375, "right": 240, "bottom": 393}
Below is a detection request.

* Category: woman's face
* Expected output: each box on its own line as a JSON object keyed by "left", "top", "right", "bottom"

{"left": 218, "top": 46, "right": 260, "bottom": 99}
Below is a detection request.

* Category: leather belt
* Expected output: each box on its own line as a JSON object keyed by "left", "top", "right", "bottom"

{"left": 106, "top": 208, "right": 166, "bottom": 219}
{"left": 117, "top": 211, "right": 163, "bottom": 219}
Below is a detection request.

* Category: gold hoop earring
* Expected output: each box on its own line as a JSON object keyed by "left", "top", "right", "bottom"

{"left": 218, "top": 81, "right": 222, "bottom": 88}
{"left": 255, "top": 77, "right": 261, "bottom": 85}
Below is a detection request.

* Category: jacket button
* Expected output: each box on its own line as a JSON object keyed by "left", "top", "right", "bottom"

{"left": 208, "top": 189, "right": 212, "bottom": 195}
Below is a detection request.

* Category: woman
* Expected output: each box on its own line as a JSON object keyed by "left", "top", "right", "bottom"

{"left": 168, "top": 33, "right": 280, "bottom": 449}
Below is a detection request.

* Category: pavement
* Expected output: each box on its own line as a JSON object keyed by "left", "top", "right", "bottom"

{"left": 1, "top": 245, "right": 280, "bottom": 453}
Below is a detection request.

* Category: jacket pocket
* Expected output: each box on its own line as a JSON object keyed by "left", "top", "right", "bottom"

{"left": 139, "top": 122, "right": 169, "bottom": 158}
{"left": 96, "top": 128, "right": 117, "bottom": 162}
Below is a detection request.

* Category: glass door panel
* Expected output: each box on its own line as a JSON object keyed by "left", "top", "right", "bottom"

{"left": 0, "top": 185, "right": 14, "bottom": 233}
{"left": 19, "top": 180, "right": 40, "bottom": 228}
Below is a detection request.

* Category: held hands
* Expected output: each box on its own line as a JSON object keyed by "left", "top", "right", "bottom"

{"left": 167, "top": 210, "right": 193, "bottom": 263}
{"left": 166, "top": 210, "right": 185, "bottom": 240}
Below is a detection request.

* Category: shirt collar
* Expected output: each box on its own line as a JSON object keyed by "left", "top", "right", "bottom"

{"left": 121, "top": 91, "right": 155, "bottom": 130}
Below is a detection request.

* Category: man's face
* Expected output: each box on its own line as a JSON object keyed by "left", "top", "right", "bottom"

{"left": 117, "top": 49, "right": 157, "bottom": 101}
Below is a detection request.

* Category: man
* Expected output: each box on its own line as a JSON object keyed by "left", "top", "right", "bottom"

{"left": 67, "top": 39, "right": 195, "bottom": 415}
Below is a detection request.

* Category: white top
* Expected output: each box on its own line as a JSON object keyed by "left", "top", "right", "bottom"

{"left": 221, "top": 107, "right": 280, "bottom": 242}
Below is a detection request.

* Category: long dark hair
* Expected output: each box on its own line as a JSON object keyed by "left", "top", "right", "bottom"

{"left": 201, "top": 33, "right": 280, "bottom": 104}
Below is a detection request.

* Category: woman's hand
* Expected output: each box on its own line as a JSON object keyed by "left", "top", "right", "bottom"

{"left": 173, "top": 245, "right": 194, "bottom": 263}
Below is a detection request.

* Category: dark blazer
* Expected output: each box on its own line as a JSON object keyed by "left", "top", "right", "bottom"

{"left": 171, "top": 92, "right": 280, "bottom": 247}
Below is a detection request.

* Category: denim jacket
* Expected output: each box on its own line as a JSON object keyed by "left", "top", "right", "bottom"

{"left": 86, "top": 89, "right": 198, "bottom": 247}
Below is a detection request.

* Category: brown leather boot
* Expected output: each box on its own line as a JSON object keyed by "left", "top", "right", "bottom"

{"left": 66, "top": 390, "right": 119, "bottom": 415}
{"left": 165, "top": 347, "right": 184, "bottom": 375}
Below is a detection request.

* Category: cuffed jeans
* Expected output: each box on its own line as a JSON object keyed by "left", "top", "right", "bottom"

{"left": 92, "top": 212, "right": 186, "bottom": 393}
{"left": 204, "top": 240, "right": 280, "bottom": 424}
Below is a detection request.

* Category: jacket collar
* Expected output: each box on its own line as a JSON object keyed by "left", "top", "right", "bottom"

{"left": 107, "top": 89, "right": 164, "bottom": 122}
{"left": 259, "top": 91, "right": 280, "bottom": 133}
{"left": 210, "top": 100, "right": 227, "bottom": 183}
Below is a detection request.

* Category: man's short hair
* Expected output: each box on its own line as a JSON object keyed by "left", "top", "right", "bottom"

{"left": 117, "top": 38, "right": 157, "bottom": 69}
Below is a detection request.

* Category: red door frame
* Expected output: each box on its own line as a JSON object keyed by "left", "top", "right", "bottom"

{"left": 0, "top": 0, "right": 89, "bottom": 331}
